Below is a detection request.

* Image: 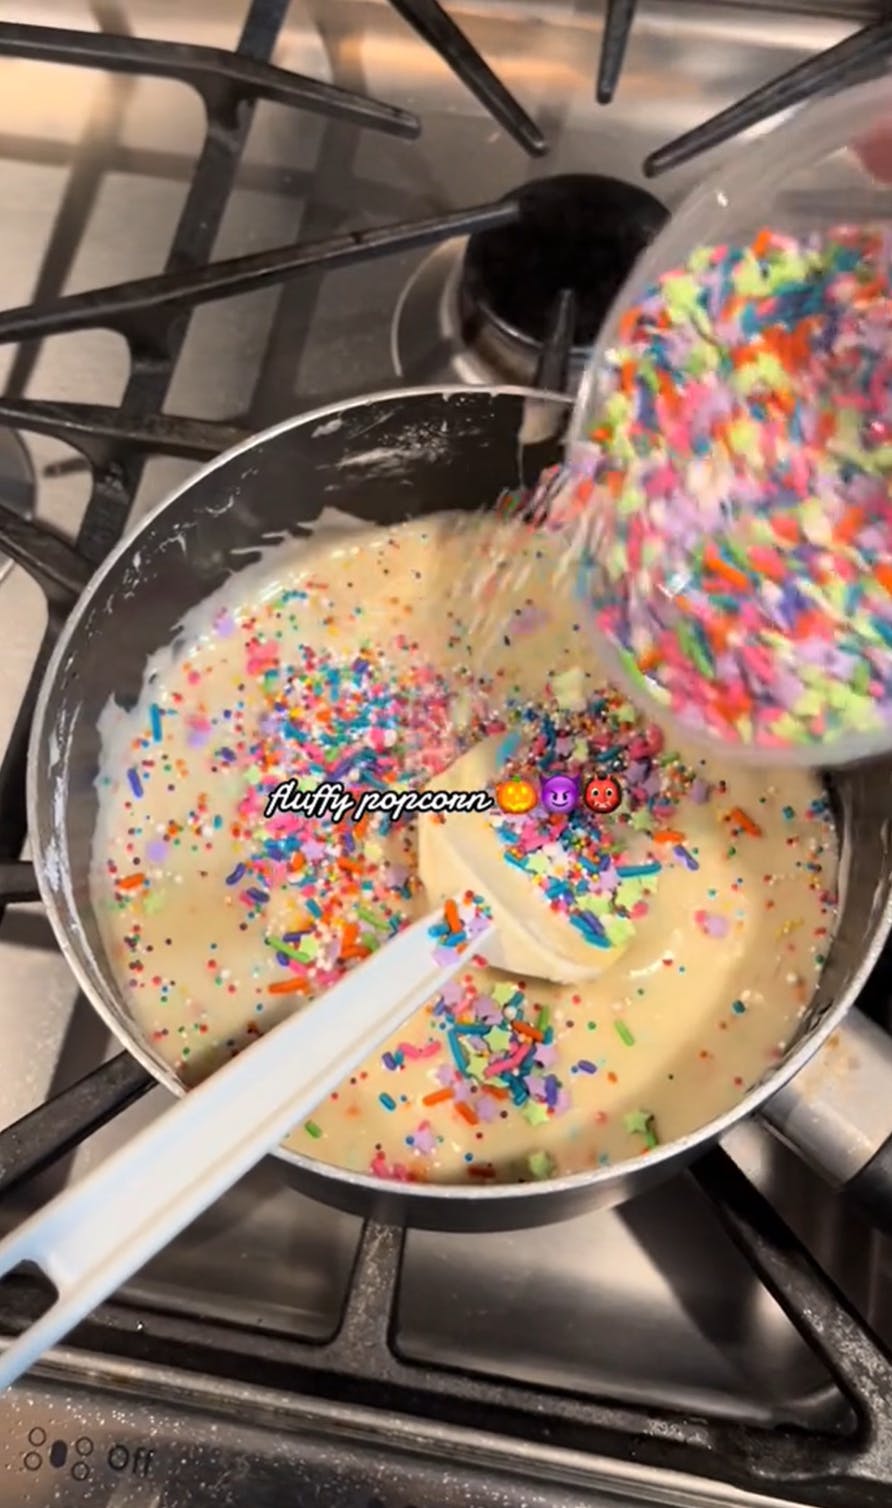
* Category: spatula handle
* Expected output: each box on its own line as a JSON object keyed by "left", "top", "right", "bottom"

{"left": 0, "top": 906, "right": 494, "bottom": 1391}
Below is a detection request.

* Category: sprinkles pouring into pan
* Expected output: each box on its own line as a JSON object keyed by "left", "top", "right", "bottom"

{"left": 561, "top": 225, "right": 892, "bottom": 765}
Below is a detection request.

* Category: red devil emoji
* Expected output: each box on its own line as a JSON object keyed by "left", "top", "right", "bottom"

{"left": 583, "top": 773, "right": 622, "bottom": 815}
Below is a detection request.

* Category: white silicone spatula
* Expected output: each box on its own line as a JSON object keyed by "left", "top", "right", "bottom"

{"left": 0, "top": 897, "right": 496, "bottom": 1392}
{"left": 418, "top": 735, "right": 637, "bottom": 984}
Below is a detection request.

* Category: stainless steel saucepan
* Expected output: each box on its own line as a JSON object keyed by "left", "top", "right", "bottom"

{"left": 19, "top": 385, "right": 892, "bottom": 1237}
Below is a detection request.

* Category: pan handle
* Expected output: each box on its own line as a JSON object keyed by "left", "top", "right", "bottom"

{"left": 759, "top": 1009, "right": 892, "bottom": 1235}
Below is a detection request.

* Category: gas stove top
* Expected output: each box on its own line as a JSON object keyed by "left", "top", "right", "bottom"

{"left": 2, "top": 2, "right": 892, "bottom": 1504}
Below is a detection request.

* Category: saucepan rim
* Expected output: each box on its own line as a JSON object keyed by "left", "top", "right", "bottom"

{"left": 26, "top": 384, "right": 892, "bottom": 1206}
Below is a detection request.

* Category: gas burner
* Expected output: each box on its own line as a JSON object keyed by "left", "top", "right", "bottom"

{"left": 0, "top": 429, "right": 34, "bottom": 582}
{"left": 462, "top": 174, "right": 668, "bottom": 356}
{"left": 392, "top": 174, "right": 667, "bottom": 389}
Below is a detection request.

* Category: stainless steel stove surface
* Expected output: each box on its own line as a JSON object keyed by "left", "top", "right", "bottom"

{"left": 1, "top": 2, "right": 892, "bottom": 1505}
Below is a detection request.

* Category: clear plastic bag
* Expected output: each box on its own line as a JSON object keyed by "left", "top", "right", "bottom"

{"left": 565, "top": 76, "right": 892, "bottom": 768}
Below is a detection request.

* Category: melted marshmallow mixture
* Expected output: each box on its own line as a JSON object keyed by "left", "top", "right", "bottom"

{"left": 91, "top": 515, "right": 839, "bottom": 1185}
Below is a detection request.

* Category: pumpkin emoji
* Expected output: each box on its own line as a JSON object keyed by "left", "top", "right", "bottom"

{"left": 495, "top": 774, "right": 538, "bottom": 815}
{"left": 583, "top": 773, "right": 622, "bottom": 815}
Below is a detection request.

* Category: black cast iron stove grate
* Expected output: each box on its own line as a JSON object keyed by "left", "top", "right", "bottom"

{"left": 1, "top": 3, "right": 892, "bottom": 1504}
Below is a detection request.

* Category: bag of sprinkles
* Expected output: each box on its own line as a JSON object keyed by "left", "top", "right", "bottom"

{"left": 556, "top": 75, "right": 892, "bottom": 768}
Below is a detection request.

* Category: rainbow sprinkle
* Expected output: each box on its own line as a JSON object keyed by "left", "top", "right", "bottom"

{"left": 483, "top": 692, "right": 700, "bottom": 954}
{"left": 427, "top": 891, "right": 493, "bottom": 963}
{"left": 566, "top": 224, "right": 892, "bottom": 758}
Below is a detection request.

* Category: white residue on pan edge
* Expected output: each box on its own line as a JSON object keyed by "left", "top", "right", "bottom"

{"left": 228, "top": 512, "right": 364, "bottom": 561}
{"left": 203, "top": 494, "right": 238, "bottom": 518}
{"left": 334, "top": 446, "right": 425, "bottom": 472}
{"left": 333, "top": 423, "right": 450, "bottom": 474}
{"left": 111, "top": 549, "right": 144, "bottom": 604}
{"left": 42, "top": 692, "right": 80, "bottom": 927}
{"left": 305, "top": 508, "right": 369, "bottom": 532}
{"left": 310, "top": 416, "right": 343, "bottom": 437}
{"left": 518, "top": 394, "right": 567, "bottom": 447}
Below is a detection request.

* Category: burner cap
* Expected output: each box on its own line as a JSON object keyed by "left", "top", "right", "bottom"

{"left": 460, "top": 174, "right": 668, "bottom": 360}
